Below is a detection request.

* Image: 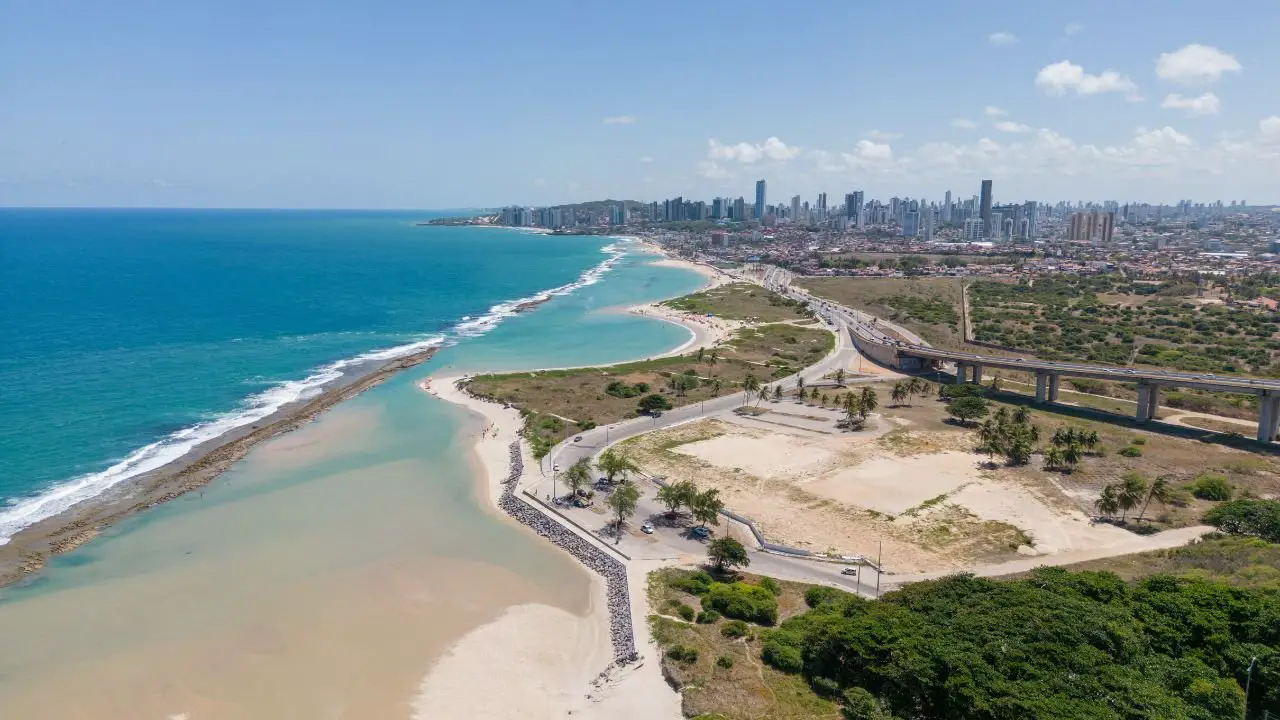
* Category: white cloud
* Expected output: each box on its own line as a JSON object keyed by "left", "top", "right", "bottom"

{"left": 1161, "top": 92, "right": 1221, "bottom": 117}
{"left": 1155, "top": 44, "right": 1241, "bottom": 85}
{"left": 601, "top": 116, "right": 637, "bottom": 125}
{"left": 864, "top": 129, "right": 902, "bottom": 141}
{"left": 706, "top": 136, "right": 801, "bottom": 164}
{"left": 993, "top": 121, "right": 1032, "bottom": 133}
{"left": 1064, "top": 22, "right": 1083, "bottom": 36}
{"left": 1260, "top": 116, "right": 1280, "bottom": 136}
{"left": 984, "top": 105, "right": 1008, "bottom": 117}
{"left": 852, "top": 140, "right": 893, "bottom": 160}
{"left": 1035, "top": 60, "right": 1140, "bottom": 99}
{"left": 951, "top": 118, "right": 978, "bottom": 129}
{"left": 988, "top": 32, "right": 1017, "bottom": 46}
{"left": 639, "top": 156, "right": 653, "bottom": 163}
{"left": 1133, "top": 126, "right": 1194, "bottom": 148}
{"left": 696, "top": 160, "right": 733, "bottom": 180}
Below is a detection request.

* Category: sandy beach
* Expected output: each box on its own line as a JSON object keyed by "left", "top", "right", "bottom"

{"left": 424, "top": 375, "right": 682, "bottom": 719}
{"left": 0, "top": 346, "right": 440, "bottom": 589}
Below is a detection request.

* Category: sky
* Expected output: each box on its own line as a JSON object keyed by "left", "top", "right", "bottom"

{"left": 2, "top": 0, "right": 1279, "bottom": 209}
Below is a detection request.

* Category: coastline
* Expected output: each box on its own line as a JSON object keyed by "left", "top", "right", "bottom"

{"left": 415, "top": 247, "right": 720, "bottom": 718}
{"left": 0, "top": 347, "right": 439, "bottom": 589}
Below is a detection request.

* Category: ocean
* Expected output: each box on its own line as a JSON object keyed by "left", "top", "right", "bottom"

{"left": 0, "top": 208, "right": 705, "bottom": 716}
{"left": 0, "top": 209, "right": 693, "bottom": 543}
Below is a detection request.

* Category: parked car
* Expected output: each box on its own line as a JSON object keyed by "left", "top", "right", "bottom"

{"left": 641, "top": 522, "right": 654, "bottom": 534}
{"left": 573, "top": 435, "right": 582, "bottom": 442}
{"left": 689, "top": 526, "right": 711, "bottom": 539}
{"left": 841, "top": 567, "right": 859, "bottom": 576}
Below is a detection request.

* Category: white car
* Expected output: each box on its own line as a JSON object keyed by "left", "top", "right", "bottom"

{"left": 840, "top": 567, "right": 859, "bottom": 576}
{"left": 641, "top": 522, "right": 655, "bottom": 534}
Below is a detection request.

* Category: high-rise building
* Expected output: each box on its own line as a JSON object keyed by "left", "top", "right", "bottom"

{"left": 990, "top": 211, "right": 1003, "bottom": 241}
{"left": 711, "top": 197, "right": 725, "bottom": 219}
{"left": 790, "top": 195, "right": 801, "bottom": 222}
{"left": 943, "top": 191, "right": 952, "bottom": 223}
{"left": 923, "top": 202, "right": 935, "bottom": 242}
{"left": 1022, "top": 201, "right": 1037, "bottom": 239}
{"left": 845, "top": 191, "right": 864, "bottom": 226}
{"left": 902, "top": 211, "right": 919, "bottom": 238}
{"left": 1098, "top": 211, "right": 1115, "bottom": 244}
{"left": 963, "top": 217, "right": 983, "bottom": 240}
{"left": 817, "top": 192, "right": 827, "bottom": 216}
{"left": 979, "top": 179, "right": 993, "bottom": 237}
{"left": 733, "top": 196, "right": 746, "bottom": 221}
{"left": 754, "top": 180, "right": 767, "bottom": 219}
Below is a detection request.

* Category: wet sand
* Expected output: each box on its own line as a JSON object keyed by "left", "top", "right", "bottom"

{"left": 0, "top": 347, "right": 439, "bottom": 589}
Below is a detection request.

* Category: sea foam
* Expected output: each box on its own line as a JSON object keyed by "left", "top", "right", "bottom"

{"left": 0, "top": 239, "right": 630, "bottom": 545}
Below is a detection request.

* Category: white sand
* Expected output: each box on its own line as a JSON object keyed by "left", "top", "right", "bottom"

{"left": 425, "top": 375, "right": 682, "bottom": 720}
{"left": 672, "top": 431, "right": 837, "bottom": 478}
{"left": 810, "top": 451, "right": 982, "bottom": 515}
{"left": 948, "top": 481, "right": 1134, "bottom": 555}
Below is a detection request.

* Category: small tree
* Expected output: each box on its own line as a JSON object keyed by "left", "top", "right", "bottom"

{"left": 1136, "top": 477, "right": 1172, "bottom": 524}
{"left": 656, "top": 480, "right": 697, "bottom": 518}
{"left": 606, "top": 480, "right": 641, "bottom": 542}
{"left": 598, "top": 449, "right": 639, "bottom": 483}
{"left": 711, "top": 378, "right": 723, "bottom": 397}
{"left": 741, "top": 373, "right": 761, "bottom": 408}
{"left": 773, "top": 385, "right": 783, "bottom": 401}
{"left": 834, "top": 368, "right": 846, "bottom": 386}
{"left": 947, "top": 396, "right": 990, "bottom": 426}
{"left": 820, "top": 393, "right": 829, "bottom": 407}
{"left": 564, "top": 458, "right": 592, "bottom": 497}
{"left": 1095, "top": 484, "right": 1120, "bottom": 518}
{"left": 891, "top": 382, "right": 908, "bottom": 406}
{"left": 691, "top": 488, "right": 724, "bottom": 529}
{"left": 707, "top": 537, "right": 750, "bottom": 573}
{"left": 638, "top": 393, "right": 672, "bottom": 415}
{"left": 1117, "top": 472, "right": 1148, "bottom": 522}
{"left": 858, "top": 387, "right": 878, "bottom": 419}
{"left": 1043, "top": 446, "right": 1064, "bottom": 470}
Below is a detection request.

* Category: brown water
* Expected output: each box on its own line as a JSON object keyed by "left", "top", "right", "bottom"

{"left": 0, "top": 374, "right": 591, "bottom": 718}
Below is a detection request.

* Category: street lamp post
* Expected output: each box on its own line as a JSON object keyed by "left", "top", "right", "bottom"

{"left": 1243, "top": 656, "right": 1258, "bottom": 720}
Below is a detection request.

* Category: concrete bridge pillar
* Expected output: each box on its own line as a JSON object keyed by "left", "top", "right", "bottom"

{"left": 1146, "top": 384, "right": 1160, "bottom": 422}
{"left": 1048, "top": 375, "right": 1060, "bottom": 402}
{"left": 1136, "top": 384, "right": 1153, "bottom": 423}
{"left": 972, "top": 365, "right": 983, "bottom": 385}
{"left": 1035, "top": 374, "right": 1048, "bottom": 403}
{"left": 1257, "top": 393, "right": 1280, "bottom": 443}
{"left": 955, "top": 363, "right": 968, "bottom": 384}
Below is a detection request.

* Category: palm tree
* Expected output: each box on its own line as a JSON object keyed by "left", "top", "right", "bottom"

{"left": 564, "top": 458, "right": 593, "bottom": 498}
{"left": 795, "top": 375, "right": 805, "bottom": 399}
{"left": 697, "top": 347, "right": 705, "bottom": 363}
{"left": 1082, "top": 430, "right": 1100, "bottom": 453}
{"left": 741, "top": 373, "right": 761, "bottom": 408}
{"left": 820, "top": 393, "right": 829, "bottom": 407}
{"left": 773, "top": 385, "right": 783, "bottom": 401}
{"left": 1117, "top": 472, "right": 1148, "bottom": 522}
{"left": 978, "top": 418, "right": 1002, "bottom": 462}
{"left": 711, "top": 378, "right": 723, "bottom": 397}
{"left": 1135, "top": 477, "right": 1172, "bottom": 524}
{"left": 858, "top": 387, "right": 878, "bottom": 419}
{"left": 891, "top": 382, "right": 908, "bottom": 406}
{"left": 1095, "top": 484, "right": 1120, "bottom": 519}
{"left": 908, "top": 377, "right": 928, "bottom": 404}
{"left": 1060, "top": 441, "right": 1083, "bottom": 469}
{"left": 834, "top": 368, "right": 846, "bottom": 386}
{"left": 708, "top": 351, "right": 720, "bottom": 371}
{"left": 598, "top": 449, "right": 640, "bottom": 484}
{"left": 1043, "top": 446, "right": 1064, "bottom": 470}
{"left": 842, "top": 393, "right": 863, "bottom": 426}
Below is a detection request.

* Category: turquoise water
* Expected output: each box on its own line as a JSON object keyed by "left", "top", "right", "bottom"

{"left": 0, "top": 209, "right": 699, "bottom": 544}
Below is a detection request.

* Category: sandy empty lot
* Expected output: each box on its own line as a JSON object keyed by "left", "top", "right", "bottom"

{"left": 622, "top": 418, "right": 1148, "bottom": 574}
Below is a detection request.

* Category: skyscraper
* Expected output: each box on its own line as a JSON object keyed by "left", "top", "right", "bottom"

{"left": 733, "top": 196, "right": 746, "bottom": 221}
{"left": 791, "top": 195, "right": 801, "bottom": 222}
{"left": 817, "top": 192, "right": 827, "bottom": 217}
{"left": 903, "top": 211, "right": 919, "bottom": 238}
{"left": 979, "top": 180, "right": 993, "bottom": 238}
{"left": 845, "top": 191, "right": 864, "bottom": 226}
{"left": 943, "top": 191, "right": 952, "bottom": 223}
{"left": 754, "top": 180, "right": 767, "bottom": 219}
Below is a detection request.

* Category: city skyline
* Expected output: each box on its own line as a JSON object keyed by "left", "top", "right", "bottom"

{"left": 4, "top": 0, "right": 1280, "bottom": 208}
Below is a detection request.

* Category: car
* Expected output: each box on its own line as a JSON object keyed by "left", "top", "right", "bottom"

{"left": 573, "top": 435, "right": 582, "bottom": 442}
{"left": 641, "top": 522, "right": 655, "bottom": 534}
{"left": 841, "top": 567, "right": 859, "bottom": 576}
{"left": 689, "top": 526, "right": 711, "bottom": 539}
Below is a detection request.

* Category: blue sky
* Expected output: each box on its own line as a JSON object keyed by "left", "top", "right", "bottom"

{"left": 2, "top": 0, "right": 1278, "bottom": 208}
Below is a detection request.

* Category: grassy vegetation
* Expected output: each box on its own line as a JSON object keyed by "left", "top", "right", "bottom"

{"left": 969, "top": 275, "right": 1280, "bottom": 374}
{"left": 1011, "top": 534, "right": 1280, "bottom": 589}
{"left": 662, "top": 282, "right": 812, "bottom": 322}
{"left": 648, "top": 568, "right": 843, "bottom": 720}
{"left": 653, "top": 557, "right": 1280, "bottom": 720}
{"left": 467, "top": 286, "right": 834, "bottom": 454}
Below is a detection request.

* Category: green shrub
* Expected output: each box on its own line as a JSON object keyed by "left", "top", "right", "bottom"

{"left": 804, "top": 586, "right": 848, "bottom": 608}
{"left": 669, "top": 570, "right": 715, "bottom": 596}
{"left": 1132, "top": 436, "right": 1147, "bottom": 445}
{"left": 758, "top": 576, "right": 782, "bottom": 596}
{"left": 1191, "top": 474, "right": 1234, "bottom": 501}
{"left": 696, "top": 609, "right": 721, "bottom": 624}
{"left": 841, "top": 687, "right": 886, "bottom": 720}
{"left": 1203, "top": 499, "right": 1280, "bottom": 542}
{"left": 665, "top": 645, "right": 699, "bottom": 664}
{"left": 761, "top": 633, "right": 804, "bottom": 672}
{"left": 1119, "top": 446, "right": 1143, "bottom": 457}
{"left": 675, "top": 603, "right": 695, "bottom": 622}
{"left": 720, "top": 620, "right": 750, "bottom": 638}
{"left": 715, "top": 655, "right": 734, "bottom": 669}
{"left": 703, "top": 582, "right": 779, "bottom": 625}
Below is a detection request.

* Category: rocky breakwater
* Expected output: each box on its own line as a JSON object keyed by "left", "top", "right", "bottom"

{"left": 497, "top": 440, "right": 639, "bottom": 665}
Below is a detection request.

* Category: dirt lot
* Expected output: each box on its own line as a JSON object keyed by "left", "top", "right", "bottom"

{"left": 620, "top": 379, "right": 1280, "bottom": 573}
{"left": 661, "top": 281, "right": 811, "bottom": 322}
